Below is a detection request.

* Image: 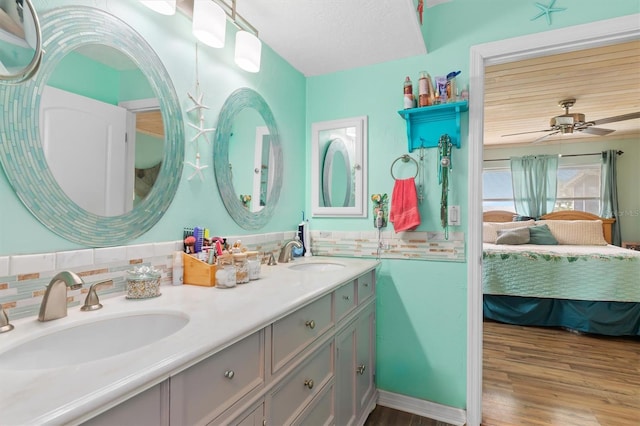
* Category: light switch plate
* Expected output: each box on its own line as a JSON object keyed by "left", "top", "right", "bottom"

{"left": 448, "top": 205, "right": 461, "bottom": 226}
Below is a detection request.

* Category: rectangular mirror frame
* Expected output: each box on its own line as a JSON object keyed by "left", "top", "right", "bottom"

{"left": 311, "top": 116, "right": 368, "bottom": 217}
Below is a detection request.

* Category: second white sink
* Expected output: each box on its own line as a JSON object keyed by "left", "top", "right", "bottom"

{"left": 288, "top": 261, "right": 346, "bottom": 272}
{"left": 0, "top": 312, "right": 189, "bottom": 370}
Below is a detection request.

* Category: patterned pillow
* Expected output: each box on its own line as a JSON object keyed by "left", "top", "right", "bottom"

{"left": 496, "top": 227, "right": 530, "bottom": 245}
{"left": 535, "top": 220, "right": 607, "bottom": 245}
{"left": 483, "top": 220, "right": 535, "bottom": 244}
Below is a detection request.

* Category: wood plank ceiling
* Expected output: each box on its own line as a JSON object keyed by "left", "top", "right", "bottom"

{"left": 483, "top": 40, "right": 640, "bottom": 148}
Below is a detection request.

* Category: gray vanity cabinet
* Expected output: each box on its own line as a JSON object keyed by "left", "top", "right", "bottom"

{"left": 82, "top": 269, "right": 376, "bottom": 426}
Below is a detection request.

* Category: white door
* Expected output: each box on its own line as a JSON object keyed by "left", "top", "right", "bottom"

{"left": 40, "top": 85, "right": 130, "bottom": 216}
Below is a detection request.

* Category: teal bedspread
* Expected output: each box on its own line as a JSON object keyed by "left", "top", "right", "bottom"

{"left": 482, "top": 245, "right": 640, "bottom": 302}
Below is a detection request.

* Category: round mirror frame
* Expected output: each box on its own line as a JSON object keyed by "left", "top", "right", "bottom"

{"left": 0, "top": 0, "right": 43, "bottom": 83}
{"left": 0, "top": 6, "right": 184, "bottom": 246}
{"left": 214, "top": 88, "right": 282, "bottom": 230}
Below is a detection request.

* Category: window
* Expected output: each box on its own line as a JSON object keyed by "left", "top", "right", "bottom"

{"left": 483, "top": 160, "right": 601, "bottom": 215}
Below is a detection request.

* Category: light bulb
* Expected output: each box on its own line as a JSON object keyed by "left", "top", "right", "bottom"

{"left": 235, "top": 31, "right": 261, "bottom": 73}
{"left": 193, "top": 0, "right": 226, "bottom": 48}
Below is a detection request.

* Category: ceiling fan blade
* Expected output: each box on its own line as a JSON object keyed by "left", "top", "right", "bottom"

{"left": 531, "top": 131, "right": 559, "bottom": 144}
{"left": 581, "top": 127, "right": 615, "bottom": 136}
{"left": 592, "top": 111, "right": 640, "bottom": 126}
{"left": 501, "top": 129, "right": 553, "bottom": 137}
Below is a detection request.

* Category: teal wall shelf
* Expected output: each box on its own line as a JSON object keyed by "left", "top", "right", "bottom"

{"left": 397, "top": 101, "right": 468, "bottom": 152}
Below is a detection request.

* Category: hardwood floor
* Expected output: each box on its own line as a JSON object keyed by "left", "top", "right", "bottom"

{"left": 365, "top": 321, "right": 639, "bottom": 426}
{"left": 482, "top": 320, "right": 640, "bottom": 426}
{"left": 364, "top": 405, "right": 453, "bottom": 426}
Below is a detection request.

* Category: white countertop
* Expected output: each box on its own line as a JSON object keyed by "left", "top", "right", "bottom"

{"left": 0, "top": 256, "right": 379, "bottom": 425}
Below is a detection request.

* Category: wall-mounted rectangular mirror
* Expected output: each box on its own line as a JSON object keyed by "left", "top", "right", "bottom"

{"left": 311, "top": 116, "right": 367, "bottom": 217}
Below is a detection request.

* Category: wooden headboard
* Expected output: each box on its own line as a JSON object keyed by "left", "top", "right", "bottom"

{"left": 482, "top": 210, "right": 615, "bottom": 244}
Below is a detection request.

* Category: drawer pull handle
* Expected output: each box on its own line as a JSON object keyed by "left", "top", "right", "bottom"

{"left": 363, "top": 283, "right": 369, "bottom": 287}
{"left": 342, "top": 295, "right": 350, "bottom": 301}
{"left": 305, "top": 320, "right": 316, "bottom": 329}
{"left": 357, "top": 364, "right": 366, "bottom": 375}
{"left": 224, "top": 370, "right": 235, "bottom": 379}
{"left": 304, "top": 379, "right": 314, "bottom": 389}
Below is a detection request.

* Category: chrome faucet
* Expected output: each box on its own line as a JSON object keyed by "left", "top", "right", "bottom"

{"left": 38, "top": 271, "right": 84, "bottom": 322}
{"left": 278, "top": 238, "right": 303, "bottom": 264}
{"left": 0, "top": 306, "right": 14, "bottom": 333}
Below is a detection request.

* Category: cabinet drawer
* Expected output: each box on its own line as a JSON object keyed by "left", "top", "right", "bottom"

{"left": 170, "top": 331, "right": 264, "bottom": 425}
{"left": 291, "top": 383, "right": 334, "bottom": 426}
{"left": 357, "top": 271, "right": 374, "bottom": 304}
{"left": 271, "top": 294, "right": 333, "bottom": 373}
{"left": 271, "top": 342, "right": 334, "bottom": 426}
{"left": 335, "top": 281, "right": 356, "bottom": 322}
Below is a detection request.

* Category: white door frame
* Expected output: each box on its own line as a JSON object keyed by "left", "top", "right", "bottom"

{"left": 465, "top": 14, "right": 640, "bottom": 426}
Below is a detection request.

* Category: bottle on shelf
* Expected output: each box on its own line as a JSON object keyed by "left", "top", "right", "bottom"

{"left": 403, "top": 76, "right": 414, "bottom": 109}
{"left": 418, "top": 71, "right": 434, "bottom": 107}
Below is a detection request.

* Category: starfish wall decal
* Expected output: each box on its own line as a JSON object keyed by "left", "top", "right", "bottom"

{"left": 531, "top": 0, "right": 566, "bottom": 25}
{"left": 185, "top": 153, "right": 209, "bottom": 181}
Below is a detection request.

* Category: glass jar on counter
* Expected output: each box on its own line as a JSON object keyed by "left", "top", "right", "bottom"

{"left": 216, "top": 254, "right": 236, "bottom": 288}
{"left": 246, "top": 251, "right": 261, "bottom": 280}
{"left": 233, "top": 253, "right": 249, "bottom": 284}
{"left": 126, "top": 265, "right": 161, "bottom": 299}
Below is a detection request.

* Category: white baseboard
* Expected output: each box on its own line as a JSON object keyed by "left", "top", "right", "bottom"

{"left": 377, "top": 390, "right": 466, "bottom": 426}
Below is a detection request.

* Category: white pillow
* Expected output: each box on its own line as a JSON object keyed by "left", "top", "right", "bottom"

{"left": 535, "top": 220, "right": 607, "bottom": 245}
{"left": 483, "top": 220, "right": 535, "bottom": 244}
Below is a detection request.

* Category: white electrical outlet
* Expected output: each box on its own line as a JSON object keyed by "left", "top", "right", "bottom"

{"left": 448, "top": 205, "right": 461, "bottom": 226}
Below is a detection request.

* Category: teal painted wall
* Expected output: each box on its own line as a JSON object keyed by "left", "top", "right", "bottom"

{"left": 308, "top": 0, "right": 638, "bottom": 409}
{"left": 0, "top": 0, "right": 306, "bottom": 255}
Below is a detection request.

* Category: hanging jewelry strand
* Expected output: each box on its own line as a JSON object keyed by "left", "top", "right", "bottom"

{"left": 438, "top": 134, "right": 453, "bottom": 240}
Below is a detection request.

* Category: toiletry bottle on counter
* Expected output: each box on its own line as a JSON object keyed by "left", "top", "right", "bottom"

{"left": 172, "top": 251, "right": 183, "bottom": 286}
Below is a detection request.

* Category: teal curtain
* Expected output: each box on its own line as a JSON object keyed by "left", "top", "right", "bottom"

{"left": 600, "top": 150, "right": 622, "bottom": 246}
{"left": 510, "top": 155, "right": 558, "bottom": 218}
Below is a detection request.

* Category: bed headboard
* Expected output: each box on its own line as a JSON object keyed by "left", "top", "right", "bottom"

{"left": 482, "top": 210, "right": 615, "bottom": 244}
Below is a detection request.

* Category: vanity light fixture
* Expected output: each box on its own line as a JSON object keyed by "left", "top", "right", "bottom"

{"left": 140, "top": 0, "right": 176, "bottom": 15}
{"left": 188, "top": 0, "right": 262, "bottom": 72}
{"left": 234, "top": 30, "right": 261, "bottom": 73}
{"left": 192, "top": 0, "right": 226, "bottom": 48}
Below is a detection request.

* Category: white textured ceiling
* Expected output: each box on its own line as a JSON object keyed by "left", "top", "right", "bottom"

{"left": 235, "top": 0, "right": 428, "bottom": 76}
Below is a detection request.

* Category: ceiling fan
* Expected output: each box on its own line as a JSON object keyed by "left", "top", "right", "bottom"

{"left": 501, "top": 98, "right": 640, "bottom": 144}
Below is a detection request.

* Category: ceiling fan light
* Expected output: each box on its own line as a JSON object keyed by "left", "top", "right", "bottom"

{"left": 140, "top": 0, "right": 176, "bottom": 15}
{"left": 193, "top": 0, "right": 226, "bottom": 48}
{"left": 235, "top": 31, "right": 262, "bottom": 73}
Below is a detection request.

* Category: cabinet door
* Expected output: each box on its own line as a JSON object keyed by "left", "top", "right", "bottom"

{"left": 335, "top": 323, "right": 356, "bottom": 426}
{"left": 81, "top": 381, "right": 168, "bottom": 426}
{"left": 355, "top": 304, "right": 376, "bottom": 420}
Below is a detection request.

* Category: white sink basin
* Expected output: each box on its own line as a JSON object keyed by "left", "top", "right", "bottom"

{"left": 288, "top": 261, "right": 345, "bottom": 272}
{"left": 0, "top": 312, "right": 189, "bottom": 370}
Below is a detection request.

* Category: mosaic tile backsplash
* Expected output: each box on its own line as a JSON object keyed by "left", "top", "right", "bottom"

{"left": 0, "top": 230, "right": 464, "bottom": 321}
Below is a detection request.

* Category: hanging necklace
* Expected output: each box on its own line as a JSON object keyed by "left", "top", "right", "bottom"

{"left": 438, "top": 134, "right": 453, "bottom": 239}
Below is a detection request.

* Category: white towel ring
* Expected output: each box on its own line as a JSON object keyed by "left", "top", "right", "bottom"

{"left": 390, "top": 154, "right": 419, "bottom": 180}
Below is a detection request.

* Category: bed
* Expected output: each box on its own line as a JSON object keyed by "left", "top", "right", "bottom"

{"left": 482, "top": 210, "right": 640, "bottom": 336}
